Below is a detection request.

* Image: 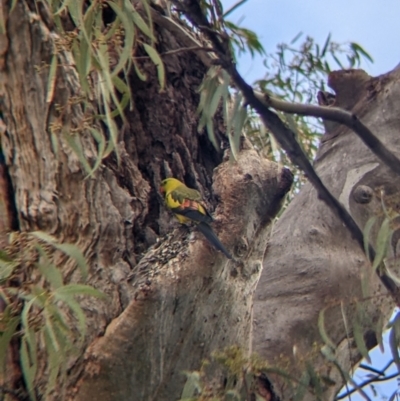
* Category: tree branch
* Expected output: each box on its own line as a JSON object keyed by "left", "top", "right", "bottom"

{"left": 336, "top": 370, "right": 399, "bottom": 400}
{"left": 133, "top": 45, "right": 216, "bottom": 60}
{"left": 257, "top": 93, "right": 400, "bottom": 176}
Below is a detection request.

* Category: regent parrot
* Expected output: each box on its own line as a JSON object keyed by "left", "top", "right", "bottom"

{"left": 160, "top": 178, "right": 232, "bottom": 259}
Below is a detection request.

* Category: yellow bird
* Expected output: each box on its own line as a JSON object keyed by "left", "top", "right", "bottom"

{"left": 160, "top": 178, "right": 232, "bottom": 259}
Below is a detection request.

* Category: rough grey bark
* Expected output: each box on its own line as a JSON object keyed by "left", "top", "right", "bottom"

{"left": 0, "top": 1, "right": 291, "bottom": 400}
{"left": 253, "top": 69, "right": 399, "bottom": 399}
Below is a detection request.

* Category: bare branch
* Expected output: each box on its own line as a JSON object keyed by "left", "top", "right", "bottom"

{"left": 336, "top": 370, "right": 399, "bottom": 400}
{"left": 257, "top": 93, "right": 400, "bottom": 176}
{"left": 133, "top": 46, "right": 216, "bottom": 60}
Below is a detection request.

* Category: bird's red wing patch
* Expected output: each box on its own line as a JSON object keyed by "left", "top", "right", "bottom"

{"left": 181, "top": 199, "right": 201, "bottom": 211}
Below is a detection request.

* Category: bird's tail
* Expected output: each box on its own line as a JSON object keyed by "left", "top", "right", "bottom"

{"left": 197, "top": 222, "right": 232, "bottom": 259}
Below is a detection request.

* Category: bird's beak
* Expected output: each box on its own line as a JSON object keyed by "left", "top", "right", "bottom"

{"left": 160, "top": 186, "right": 165, "bottom": 193}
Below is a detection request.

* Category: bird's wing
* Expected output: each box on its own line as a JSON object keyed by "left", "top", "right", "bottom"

{"left": 167, "top": 188, "right": 213, "bottom": 224}
{"left": 170, "top": 185, "right": 202, "bottom": 203}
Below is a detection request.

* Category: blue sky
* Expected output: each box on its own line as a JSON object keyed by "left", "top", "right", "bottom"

{"left": 222, "top": 0, "right": 400, "bottom": 84}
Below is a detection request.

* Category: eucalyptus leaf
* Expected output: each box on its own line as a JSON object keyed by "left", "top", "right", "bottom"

{"left": 294, "top": 370, "right": 310, "bottom": 401}
{"left": 353, "top": 317, "right": 371, "bottom": 363}
{"left": 318, "top": 307, "right": 336, "bottom": 350}
{"left": 107, "top": 1, "right": 135, "bottom": 76}
{"left": 372, "top": 217, "right": 391, "bottom": 271}
{"left": 180, "top": 371, "right": 202, "bottom": 399}
{"left": 0, "top": 315, "right": 19, "bottom": 373}
{"left": 54, "top": 284, "right": 106, "bottom": 299}
{"left": 46, "top": 54, "right": 58, "bottom": 104}
{"left": 363, "top": 216, "right": 376, "bottom": 262}
{"left": 21, "top": 337, "right": 37, "bottom": 401}
{"left": 143, "top": 44, "right": 165, "bottom": 91}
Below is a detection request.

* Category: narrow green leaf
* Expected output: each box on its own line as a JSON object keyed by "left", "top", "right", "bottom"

{"left": 46, "top": 54, "right": 58, "bottom": 104}
{"left": 230, "top": 105, "right": 246, "bottom": 160}
{"left": 290, "top": 31, "right": 303, "bottom": 45}
{"left": 318, "top": 308, "right": 336, "bottom": 349}
{"left": 20, "top": 337, "right": 37, "bottom": 401}
{"left": 196, "top": 70, "right": 215, "bottom": 115}
{"left": 46, "top": 304, "right": 70, "bottom": 338}
{"left": 306, "top": 363, "right": 323, "bottom": 399}
{"left": 321, "top": 33, "right": 331, "bottom": 57}
{"left": 85, "top": 127, "right": 106, "bottom": 177}
{"left": 332, "top": 54, "right": 344, "bottom": 69}
{"left": 40, "top": 265, "right": 62, "bottom": 291}
{"left": 139, "top": 0, "right": 155, "bottom": 45}
{"left": 294, "top": 370, "right": 310, "bottom": 401}
{"left": 363, "top": 216, "right": 376, "bottom": 262}
{"left": 112, "top": 73, "right": 130, "bottom": 95}
{"left": 372, "top": 217, "right": 391, "bottom": 271}
{"left": 224, "top": 390, "right": 241, "bottom": 400}
{"left": 44, "top": 312, "right": 60, "bottom": 352}
{"left": 49, "top": 126, "right": 60, "bottom": 157}
{"left": 221, "top": 70, "right": 231, "bottom": 126}
{"left": 55, "top": 294, "right": 87, "bottom": 343}
{"left": 353, "top": 317, "right": 371, "bottom": 363}
{"left": 63, "top": 131, "right": 92, "bottom": 174}
{"left": 385, "top": 263, "right": 400, "bottom": 286}
{"left": 389, "top": 325, "right": 400, "bottom": 372}
{"left": 360, "top": 267, "right": 372, "bottom": 299}
{"left": 180, "top": 371, "right": 202, "bottom": 399}
{"left": 226, "top": 92, "right": 242, "bottom": 142}
{"left": 98, "top": 77, "right": 121, "bottom": 163}
{"left": 54, "top": 284, "right": 106, "bottom": 299}
{"left": 375, "top": 313, "right": 385, "bottom": 353}
{"left": 83, "top": 0, "right": 97, "bottom": 36}
{"left": 223, "top": 0, "right": 248, "bottom": 17}
{"left": 208, "top": 81, "right": 224, "bottom": 119}
{"left": 96, "top": 43, "right": 126, "bottom": 125}
{"left": 44, "top": 334, "right": 61, "bottom": 397}
{"left": 128, "top": 3, "right": 154, "bottom": 41}
{"left": 133, "top": 59, "right": 148, "bottom": 81}
{"left": 30, "top": 230, "right": 57, "bottom": 244}
{"left": 66, "top": 0, "right": 82, "bottom": 29}
{"left": 350, "top": 42, "right": 373, "bottom": 63}
{"left": 206, "top": 119, "right": 218, "bottom": 150}
{"left": 35, "top": 245, "right": 64, "bottom": 289}
{"left": 31, "top": 231, "right": 88, "bottom": 279}
{"left": 0, "top": 258, "right": 18, "bottom": 280}
{"left": 107, "top": 1, "right": 135, "bottom": 76}
{"left": 10, "top": 0, "right": 19, "bottom": 13}
{"left": 143, "top": 44, "right": 165, "bottom": 91}
{"left": 78, "top": 37, "right": 91, "bottom": 80}
{"left": 52, "top": 243, "right": 88, "bottom": 279}
{"left": 0, "top": 2, "right": 5, "bottom": 35}
{"left": 0, "top": 315, "right": 20, "bottom": 373}
{"left": 54, "top": 0, "right": 73, "bottom": 15}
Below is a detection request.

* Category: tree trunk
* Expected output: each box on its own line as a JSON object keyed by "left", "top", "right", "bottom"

{"left": 0, "top": 2, "right": 291, "bottom": 400}
{"left": 253, "top": 69, "right": 399, "bottom": 400}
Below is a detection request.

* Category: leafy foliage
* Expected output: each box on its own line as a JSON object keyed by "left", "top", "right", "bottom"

{"left": 0, "top": 232, "right": 106, "bottom": 400}
{"left": 42, "top": 0, "right": 166, "bottom": 175}
{"left": 178, "top": 345, "right": 330, "bottom": 401}
{"left": 193, "top": 10, "right": 372, "bottom": 194}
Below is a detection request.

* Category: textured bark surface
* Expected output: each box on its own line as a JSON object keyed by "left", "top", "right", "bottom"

{"left": 0, "top": 2, "right": 292, "bottom": 400}
{"left": 253, "top": 69, "right": 399, "bottom": 399}
{"left": 75, "top": 150, "right": 292, "bottom": 401}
